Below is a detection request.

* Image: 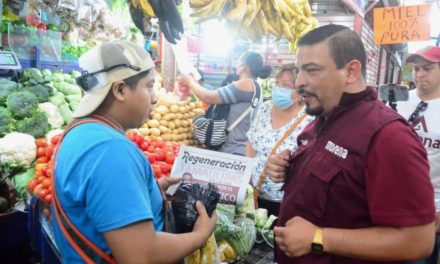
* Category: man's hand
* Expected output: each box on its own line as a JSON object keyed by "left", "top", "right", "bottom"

{"left": 192, "top": 201, "right": 217, "bottom": 244}
{"left": 274, "top": 216, "right": 317, "bottom": 257}
{"left": 267, "top": 149, "right": 291, "bottom": 183}
{"left": 157, "top": 177, "right": 180, "bottom": 192}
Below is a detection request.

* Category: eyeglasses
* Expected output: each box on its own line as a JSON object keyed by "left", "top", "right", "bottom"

{"left": 408, "top": 101, "right": 428, "bottom": 125}
{"left": 76, "top": 64, "right": 141, "bottom": 91}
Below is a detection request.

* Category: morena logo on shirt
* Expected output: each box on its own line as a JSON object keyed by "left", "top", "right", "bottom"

{"left": 413, "top": 116, "right": 428, "bottom": 133}
{"left": 324, "top": 140, "right": 348, "bottom": 159}
{"left": 413, "top": 116, "right": 440, "bottom": 149}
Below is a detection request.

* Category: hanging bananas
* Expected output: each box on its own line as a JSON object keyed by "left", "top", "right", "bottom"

{"left": 128, "top": 0, "right": 184, "bottom": 44}
{"left": 189, "top": 0, "right": 319, "bottom": 54}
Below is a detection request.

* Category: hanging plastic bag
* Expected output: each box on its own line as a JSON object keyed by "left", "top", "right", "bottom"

{"left": 226, "top": 216, "right": 256, "bottom": 258}
{"left": 76, "top": 0, "right": 92, "bottom": 28}
{"left": 171, "top": 183, "right": 220, "bottom": 234}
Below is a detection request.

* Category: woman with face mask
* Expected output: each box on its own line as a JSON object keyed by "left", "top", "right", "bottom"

{"left": 245, "top": 63, "right": 315, "bottom": 216}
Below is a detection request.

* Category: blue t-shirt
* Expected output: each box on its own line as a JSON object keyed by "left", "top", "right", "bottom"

{"left": 52, "top": 123, "right": 164, "bottom": 263}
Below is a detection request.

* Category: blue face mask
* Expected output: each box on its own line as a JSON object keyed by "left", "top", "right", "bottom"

{"left": 272, "top": 87, "right": 294, "bottom": 109}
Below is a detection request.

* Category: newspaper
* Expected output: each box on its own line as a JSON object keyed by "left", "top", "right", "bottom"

{"left": 166, "top": 146, "right": 255, "bottom": 205}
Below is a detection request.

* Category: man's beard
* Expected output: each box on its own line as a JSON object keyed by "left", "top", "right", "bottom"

{"left": 305, "top": 103, "right": 324, "bottom": 116}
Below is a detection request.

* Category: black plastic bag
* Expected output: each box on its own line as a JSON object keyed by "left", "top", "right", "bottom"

{"left": 171, "top": 183, "right": 220, "bottom": 233}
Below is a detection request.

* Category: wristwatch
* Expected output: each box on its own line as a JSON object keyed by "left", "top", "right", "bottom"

{"left": 311, "top": 227, "right": 324, "bottom": 253}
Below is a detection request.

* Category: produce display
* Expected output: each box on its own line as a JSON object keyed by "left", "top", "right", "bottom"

{"left": 189, "top": 0, "right": 319, "bottom": 53}
{"left": 138, "top": 95, "right": 205, "bottom": 146}
{"left": 126, "top": 130, "right": 179, "bottom": 178}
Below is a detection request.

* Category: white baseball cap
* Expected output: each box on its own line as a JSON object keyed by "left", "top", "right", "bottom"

{"left": 73, "top": 40, "right": 155, "bottom": 118}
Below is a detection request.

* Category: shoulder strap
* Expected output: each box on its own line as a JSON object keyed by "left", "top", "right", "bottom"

{"left": 51, "top": 117, "right": 117, "bottom": 264}
{"left": 253, "top": 112, "right": 309, "bottom": 207}
{"left": 227, "top": 80, "right": 262, "bottom": 132}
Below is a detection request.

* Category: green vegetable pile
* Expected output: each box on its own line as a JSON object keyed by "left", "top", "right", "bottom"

{"left": 0, "top": 79, "right": 49, "bottom": 138}
{"left": 0, "top": 68, "right": 84, "bottom": 137}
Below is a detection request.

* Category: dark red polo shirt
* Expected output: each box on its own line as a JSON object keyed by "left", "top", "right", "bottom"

{"left": 275, "top": 88, "right": 435, "bottom": 264}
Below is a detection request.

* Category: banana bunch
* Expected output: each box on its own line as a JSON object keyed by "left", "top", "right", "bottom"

{"left": 187, "top": 234, "right": 217, "bottom": 264}
{"left": 189, "top": 0, "right": 319, "bottom": 54}
{"left": 128, "top": 0, "right": 184, "bottom": 44}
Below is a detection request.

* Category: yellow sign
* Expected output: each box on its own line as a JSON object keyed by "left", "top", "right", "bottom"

{"left": 374, "top": 4, "right": 431, "bottom": 45}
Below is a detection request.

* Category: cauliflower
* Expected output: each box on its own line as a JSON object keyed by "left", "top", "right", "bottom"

{"left": 39, "top": 102, "right": 65, "bottom": 129}
{"left": 0, "top": 132, "right": 36, "bottom": 167}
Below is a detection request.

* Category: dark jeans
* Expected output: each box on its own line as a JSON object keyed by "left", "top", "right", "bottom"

{"left": 257, "top": 198, "right": 280, "bottom": 217}
{"left": 410, "top": 234, "right": 439, "bottom": 264}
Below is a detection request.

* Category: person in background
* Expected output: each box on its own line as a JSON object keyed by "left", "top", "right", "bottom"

{"left": 396, "top": 46, "right": 440, "bottom": 264}
{"left": 197, "top": 69, "right": 214, "bottom": 90}
{"left": 265, "top": 24, "right": 435, "bottom": 263}
{"left": 221, "top": 66, "right": 238, "bottom": 86}
{"left": 52, "top": 41, "right": 216, "bottom": 263}
{"left": 245, "top": 63, "right": 314, "bottom": 216}
{"left": 178, "top": 52, "right": 272, "bottom": 156}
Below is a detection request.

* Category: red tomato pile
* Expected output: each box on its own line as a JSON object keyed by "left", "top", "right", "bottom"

{"left": 28, "top": 134, "right": 62, "bottom": 204}
{"left": 126, "top": 130, "right": 179, "bottom": 179}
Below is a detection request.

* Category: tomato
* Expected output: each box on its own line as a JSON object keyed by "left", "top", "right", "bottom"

{"left": 44, "top": 194, "right": 52, "bottom": 204}
{"left": 37, "top": 156, "right": 49, "bottom": 163}
{"left": 46, "top": 145, "right": 55, "bottom": 159}
{"left": 28, "top": 179, "right": 38, "bottom": 191}
{"left": 157, "top": 161, "right": 171, "bottom": 174}
{"left": 149, "top": 142, "right": 157, "bottom": 148}
{"left": 125, "top": 130, "right": 138, "bottom": 141}
{"left": 152, "top": 164, "right": 162, "bottom": 178}
{"left": 144, "top": 136, "right": 152, "bottom": 143}
{"left": 38, "top": 188, "right": 49, "bottom": 198}
{"left": 46, "top": 167, "right": 53, "bottom": 178}
{"left": 144, "top": 152, "right": 156, "bottom": 163}
{"left": 51, "top": 134, "right": 62, "bottom": 145}
{"left": 155, "top": 138, "right": 164, "bottom": 148}
{"left": 35, "top": 138, "right": 47, "bottom": 148}
{"left": 42, "top": 178, "right": 51, "bottom": 189}
{"left": 155, "top": 148, "right": 165, "bottom": 161}
{"left": 140, "top": 142, "right": 149, "bottom": 151}
{"left": 147, "top": 146, "right": 155, "bottom": 153}
{"left": 36, "top": 175, "right": 46, "bottom": 184}
{"left": 37, "top": 147, "right": 46, "bottom": 157}
{"left": 40, "top": 166, "right": 48, "bottom": 176}
{"left": 33, "top": 183, "right": 43, "bottom": 195}
{"left": 134, "top": 135, "right": 145, "bottom": 146}
{"left": 35, "top": 163, "right": 47, "bottom": 172}
{"left": 165, "top": 152, "right": 175, "bottom": 165}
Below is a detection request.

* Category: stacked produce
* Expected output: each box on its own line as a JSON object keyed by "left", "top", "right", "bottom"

{"left": 189, "top": 0, "right": 319, "bottom": 53}
{"left": 126, "top": 130, "right": 179, "bottom": 178}
{"left": 138, "top": 95, "right": 205, "bottom": 146}
{"left": 27, "top": 134, "right": 62, "bottom": 204}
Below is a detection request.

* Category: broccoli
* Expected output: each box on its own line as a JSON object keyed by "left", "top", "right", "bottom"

{"left": 24, "top": 84, "right": 53, "bottom": 103}
{"left": 0, "top": 108, "right": 14, "bottom": 136}
{"left": 6, "top": 91, "right": 39, "bottom": 119}
{"left": 15, "top": 111, "right": 50, "bottom": 138}
{"left": 0, "top": 79, "right": 19, "bottom": 107}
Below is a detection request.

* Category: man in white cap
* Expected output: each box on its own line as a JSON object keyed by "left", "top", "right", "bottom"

{"left": 52, "top": 40, "right": 216, "bottom": 263}
{"left": 397, "top": 46, "right": 440, "bottom": 264}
